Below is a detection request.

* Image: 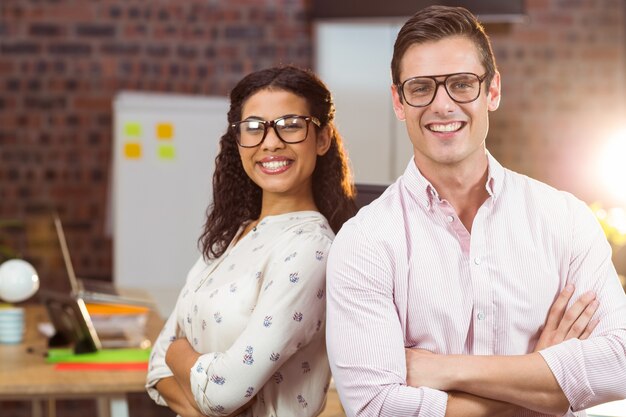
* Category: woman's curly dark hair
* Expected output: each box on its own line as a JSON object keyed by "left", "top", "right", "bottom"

{"left": 199, "top": 66, "right": 357, "bottom": 260}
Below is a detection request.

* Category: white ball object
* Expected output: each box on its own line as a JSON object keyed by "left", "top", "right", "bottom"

{"left": 0, "top": 259, "right": 40, "bottom": 303}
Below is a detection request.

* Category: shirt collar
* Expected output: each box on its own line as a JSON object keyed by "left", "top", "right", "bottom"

{"left": 402, "top": 159, "right": 437, "bottom": 211}
{"left": 402, "top": 151, "right": 505, "bottom": 209}
{"left": 486, "top": 150, "right": 504, "bottom": 201}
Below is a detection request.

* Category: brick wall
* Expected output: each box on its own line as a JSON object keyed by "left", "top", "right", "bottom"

{"left": 488, "top": 0, "right": 626, "bottom": 206}
{"left": 0, "top": 0, "right": 312, "bottom": 293}
{"left": 1, "top": 0, "right": 624, "bottom": 301}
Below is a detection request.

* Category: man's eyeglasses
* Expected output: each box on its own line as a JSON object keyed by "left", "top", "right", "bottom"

{"left": 231, "top": 115, "right": 321, "bottom": 148}
{"left": 398, "top": 72, "right": 488, "bottom": 108}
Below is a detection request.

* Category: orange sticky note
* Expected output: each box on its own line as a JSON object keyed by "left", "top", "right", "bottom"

{"left": 156, "top": 123, "right": 173, "bottom": 140}
{"left": 124, "top": 142, "right": 142, "bottom": 159}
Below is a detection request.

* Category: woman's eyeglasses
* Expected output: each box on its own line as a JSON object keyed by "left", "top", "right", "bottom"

{"left": 231, "top": 115, "right": 321, "bottom": 148}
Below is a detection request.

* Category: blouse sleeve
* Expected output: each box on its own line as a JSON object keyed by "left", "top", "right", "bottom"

{"left": 189, "top": 227, "right": 332, "bottom": 416}
{"left": 146, "top": 255, "right": 208, "bottom": 406}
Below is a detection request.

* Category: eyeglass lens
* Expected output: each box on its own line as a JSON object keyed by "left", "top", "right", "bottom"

{"left": 235, "top": 116, "right": 310, "bottom": 147}
{"left": 402, "top": 73, "right": 482, "bottom": 107}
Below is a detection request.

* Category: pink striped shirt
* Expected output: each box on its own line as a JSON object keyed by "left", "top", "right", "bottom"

{"left": 326, "top": 153, "right": 626, "bottom": 417}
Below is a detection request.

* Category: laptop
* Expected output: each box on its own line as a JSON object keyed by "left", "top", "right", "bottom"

{"left": 39, "top": 289, "right": 102, "bottom": 354}
{"left": 48, "top": 215, "right": 154, "bottom": 349}
{"left": 40, "top": 288, "right": 152, "bottom": 351}
{"left": 54, "top": 215, "right": 155, "bottom": 308}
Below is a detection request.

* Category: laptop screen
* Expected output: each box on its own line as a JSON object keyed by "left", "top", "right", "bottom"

{"left": 53, "top": 214, "right": 79, "bottom": 295}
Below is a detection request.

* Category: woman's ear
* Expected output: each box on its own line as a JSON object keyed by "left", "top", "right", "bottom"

{"left": 316, "top": 125, "right": 332, "bottom": 156}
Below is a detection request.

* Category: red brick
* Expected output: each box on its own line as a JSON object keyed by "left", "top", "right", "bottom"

{"left": 0, "top": 61, "right": 15, "bottom": 75}
{"left": 73, "top": 96, "right": 112, "bottom": 112}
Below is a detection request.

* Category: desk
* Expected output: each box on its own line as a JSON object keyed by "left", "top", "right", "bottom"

{"left": 319, "top": 388, "right": 345, "bottom": 417}
{"left": 588, "top": 400, "right": 626, "bottom": 417}
{"left": 0, "top": 305, "right": 162, "bottom": 417}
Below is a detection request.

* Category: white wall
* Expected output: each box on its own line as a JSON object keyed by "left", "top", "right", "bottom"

{"left": 314, "top": 22, "right": 414, "bottom": 184}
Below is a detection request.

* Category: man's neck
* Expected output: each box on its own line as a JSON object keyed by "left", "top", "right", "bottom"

{"left": 417, "top": 155, "right": 490, "bottom": 232}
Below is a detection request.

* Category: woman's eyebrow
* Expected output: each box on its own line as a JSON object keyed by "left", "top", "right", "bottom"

{"left": 242, "top": 115, "right": 264, "bottom": 121}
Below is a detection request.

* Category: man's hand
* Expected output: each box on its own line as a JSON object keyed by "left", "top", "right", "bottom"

{"left": 406, "top": 285, "right": 599, "bottom": 389}
{"left": 405, "top": 284, "right": 600, "bottom": 416}
{"left": 405, "top": 348, "right": 442, "bottom": 389}
{"left": 534, "top": 284, "right": 599, "bottom": 351}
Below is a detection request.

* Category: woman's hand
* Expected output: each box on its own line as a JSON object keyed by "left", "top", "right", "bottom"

{"left": 155, "top": 377, "right": 206, "bottom": 417}
{"left": 163, "top": 338, "right": 255, "bottom": 417}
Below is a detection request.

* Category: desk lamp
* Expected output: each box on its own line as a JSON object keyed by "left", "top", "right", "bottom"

{"left": 0, "top": 259, "right": 39, "bottom": 344}
{"left": 0, "top": 259, "right": 40, "bottom": 303}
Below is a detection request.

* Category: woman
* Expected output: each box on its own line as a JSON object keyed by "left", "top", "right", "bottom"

{"left": 146, "top": 66, "right": 356, "bottom": 417}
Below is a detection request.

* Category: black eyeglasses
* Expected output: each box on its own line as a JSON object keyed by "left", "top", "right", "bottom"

{"left": 231, "top": 115, "right": 321, "bottom": 148}
{"left": 398, "top": 72, "right": 488, "bottom": 108}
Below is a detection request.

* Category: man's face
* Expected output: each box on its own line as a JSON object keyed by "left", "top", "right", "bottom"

{"left": 391, "top": 36, "right": 501, "bottom": 172}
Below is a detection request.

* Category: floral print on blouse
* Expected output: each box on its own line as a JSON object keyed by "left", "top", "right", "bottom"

{"left": 146, "top": 211, "right": 333, "bottom": 417}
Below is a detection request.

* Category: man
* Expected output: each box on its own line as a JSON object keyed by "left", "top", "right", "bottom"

{"left": 326, "top": 5, "right": 626, "bottom": 417}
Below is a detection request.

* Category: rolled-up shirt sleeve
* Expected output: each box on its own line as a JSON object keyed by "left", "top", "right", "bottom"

{"left": 188, "top": 230, "right": 331, "bottom": 416}
{"left": 326, "top": 222, "right": 448, "bottom": 417}
{"left": 539, "top": 200, "right": 626, "bottom": 411}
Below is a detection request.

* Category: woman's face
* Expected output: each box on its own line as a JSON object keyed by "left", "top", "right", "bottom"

{"left": 237, "top": 88, "right": 330, "bottom": 204}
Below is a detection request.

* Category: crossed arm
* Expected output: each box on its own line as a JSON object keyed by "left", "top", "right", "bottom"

{"left": 155, "top": 344, "right": 251, "bottom": 417}
{"left": 155, "top": 374, "right": 204, "bottom": 417}
{"left": 405, "top": 286, "right": 599, "bottom": 417}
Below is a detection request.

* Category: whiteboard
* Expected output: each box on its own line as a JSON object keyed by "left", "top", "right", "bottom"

{"left": 112, "top": 92, "right": 229, "bottom": 317}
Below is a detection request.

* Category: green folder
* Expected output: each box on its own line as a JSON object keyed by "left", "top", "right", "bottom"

{"left": 46, "top": 348, "right": 151, "bottom": 364}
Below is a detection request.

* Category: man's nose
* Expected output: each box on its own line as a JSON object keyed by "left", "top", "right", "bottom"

{"left": 429, "top": 83, "right": 456, "bottom": 113}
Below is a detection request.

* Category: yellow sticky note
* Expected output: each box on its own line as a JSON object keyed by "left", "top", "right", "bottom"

{"left": 124, "top": 142, "right": 142, "bottom": 159}
{"left": 158, "top": 144, "right": 175, "bottom": 160}
{"left": 125, "top": 122, "right": 142, "bottom": 138}
{"left": 156, "top": 123, "right": 173, "bottom": 140}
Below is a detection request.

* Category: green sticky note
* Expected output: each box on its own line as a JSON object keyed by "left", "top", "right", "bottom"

{"left": 125, "top": 122, "right": 142, "bottom": 138}
{"left": 157, "top": 144, "right": 175, "bottom": 160}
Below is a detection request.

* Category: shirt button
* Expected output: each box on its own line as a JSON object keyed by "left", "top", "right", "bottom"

{"left": 474, "top": 257, "right": 481, "bottom": 265}
{"left": 446, "top": 215, "right": 454, "bottom": 223}
{"left": 477, "top": 312, "right": 485, "bottom": 320}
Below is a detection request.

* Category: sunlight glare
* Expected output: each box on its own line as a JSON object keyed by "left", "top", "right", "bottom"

{"left": 598, "top": 128, "right": 626, "bottom": 204}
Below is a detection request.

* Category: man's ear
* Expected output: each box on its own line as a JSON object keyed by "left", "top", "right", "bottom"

{"left": 487, "top": 71, "right": 501, "bottom": 111}
{"left": 316, "top": 125, "right": 332, "bottom": 156}
{"left": 391, "top": 84, "right": 406, "bottom": 121}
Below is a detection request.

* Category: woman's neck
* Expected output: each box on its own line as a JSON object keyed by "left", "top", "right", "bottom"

{"left": 258, "top": 192, "right": 318, "bottom": 219}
